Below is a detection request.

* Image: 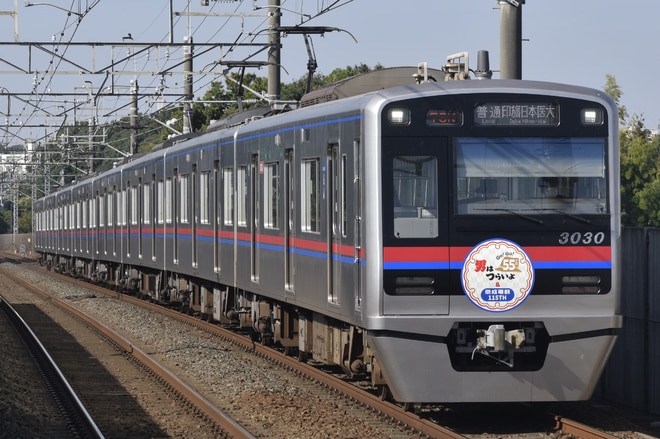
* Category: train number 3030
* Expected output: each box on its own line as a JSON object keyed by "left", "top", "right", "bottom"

{"left": 558, "top": 231, "right": 606, "bottom": 245}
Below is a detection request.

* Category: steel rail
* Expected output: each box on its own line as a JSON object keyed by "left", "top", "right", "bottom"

{"left": 0, "top": 293, "right": 105, "bottom": 439}
{"left": 0, "top": 267, "right": 256, "bottom": 439}
{"left": 555, "top": 415, "right": 619, "bottom": 439}
{"left": 57, "top": 277, "right": 470, "bottom": 439}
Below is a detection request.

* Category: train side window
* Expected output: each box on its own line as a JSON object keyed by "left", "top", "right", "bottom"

{"left": 264, "top": 162, "right": 279, "bottom": 229}
{"left": 223, "top": 167, "right": 234, "bottom": 226}
{"left": 392, "top": 155, "right": 439, "bottom": 239}
{"left": 131, "top": 185, "right": 139, "bottom": 226}
{"left": 237, "top": 166, "right": 247, "bottom": 227}
{"left": 302, "top": 157, "right": 320, "bottom": 233}
{"left": 89, "top": 198, "right": 95, "bottom": 228}
{"left": 342, "top": 154, "right": 348, "bottom": 238}
{"left": 157, "top": 180, "right": 164, "bottom": 224}
{"left": 107, "top": 191, "right": 113, "bottom": 226}
{"left": 143, "top": 182, "right": 151, "bottom": 225}
{"left": 120, "top": 189, "right": 127, "bottom": 226}
{"left": 200, "top": 171, "right": 210, "bottom": 224}
{"left": 99, "top": 192, "right": 105, "bottom": 227}
{"left": 180, "top": 174, "right": 190, "bottom": 223}
{"left": 76, "top": 201, "right": 81, "bottom": 230}
{"left": 82, "top": 199, "right": 87, "bottom": 229}
{"left": 165, "top": 178, "right": 173, "bottom": 223}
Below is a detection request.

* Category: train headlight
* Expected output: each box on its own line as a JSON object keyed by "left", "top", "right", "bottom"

{"left": 387, "top": 108, "right": 410, "bottom": 125}
{"left": 581, "top": 108, "right": 603, "bottom": 125}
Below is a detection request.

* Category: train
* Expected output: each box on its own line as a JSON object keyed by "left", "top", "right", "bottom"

{"left": 33, "top": 58, "right": 622, "bottom": 403}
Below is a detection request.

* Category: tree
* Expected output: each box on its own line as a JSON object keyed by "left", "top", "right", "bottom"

{"left": 619, "top": 129, "right": 660, "bottom": 226}
{"left": 194, "top": 80, "right": 232, "bottom": 127}
{"left": 223, "top": 72, "right": 269, "bottom": 116}
{"left": 604, "top": 74, "right": 628, "bottom": 124}
{"left": 606, "top": 73, "right": 660, "bottom": 227}
{"left": 0, "top": 207, "right": 9, "bottom": 234}
{"left": 281, "top": 73, "right": 328, "bottom": 102}
{"left": 17, "top": 196, "right": 32, "bottom": 233}
{"left": 325, "top": 63, "right": 377, "bottom": 83}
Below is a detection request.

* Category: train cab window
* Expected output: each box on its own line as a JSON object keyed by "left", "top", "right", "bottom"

{"left": 455, "top": 137, "right": 608, "bottom": 216}
{"left": 392, "top": 155, "right": 439, "bottom": 239}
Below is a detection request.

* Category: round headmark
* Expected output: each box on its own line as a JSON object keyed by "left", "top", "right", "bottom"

{"left": 461, "top": 239, "right": 534, "bottom": 312}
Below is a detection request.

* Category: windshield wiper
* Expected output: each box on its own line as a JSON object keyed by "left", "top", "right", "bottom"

{"left": 475, "top": 208, "right": 544, "bottom": 224}
{"left": 545, "top": 209, "right": 592, "bottom": 224}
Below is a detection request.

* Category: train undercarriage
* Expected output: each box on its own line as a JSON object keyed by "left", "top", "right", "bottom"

{"left": 41, "top": 254, "right": 372, "bottom": 382}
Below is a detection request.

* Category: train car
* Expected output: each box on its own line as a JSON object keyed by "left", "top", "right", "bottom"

{"left": 33, "top": 66, "right": 621, "bottom": 403}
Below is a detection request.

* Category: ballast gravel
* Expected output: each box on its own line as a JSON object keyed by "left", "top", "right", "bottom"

{"left": 1, "top": 262, "right": 413, "bottom": 439}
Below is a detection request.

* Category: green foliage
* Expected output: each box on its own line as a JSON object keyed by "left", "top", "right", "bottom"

{"left": 0, "top": 197, "right": 32, "bottom": 233}
{"left": 619, "top": 125, "right": 660, "bottom": 226}
{"left": 605, "top": 74, "right": 660, "bottom": 227}
{"left": 0, "top": 208, "right": 9, "bottom": 234}
{"left": 604, "top": 74, "right": 628, "bottom": 124}
{"left": 194, "top": 80, "right": 231, "bottom": 127}
{"left": 18, "top": 197, "right": 32, "bottom": 233}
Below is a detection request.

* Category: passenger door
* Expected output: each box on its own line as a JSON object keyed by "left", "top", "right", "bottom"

{"left": 381, "top": 137, "right": 450, "bottom": 315}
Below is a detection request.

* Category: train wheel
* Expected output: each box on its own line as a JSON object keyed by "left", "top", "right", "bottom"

{"left": 249, "top": 329, "right": 259, "bottom": 343}
{"left": 297, "top": 351, "right": 309, "bottom": 363}
{"left": 378, "top": 385, "right": 390, "bottom": 401}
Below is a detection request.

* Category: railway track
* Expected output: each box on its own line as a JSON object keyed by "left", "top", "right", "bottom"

{"left": 0, "top": 258, "right": 254, "bottom": 439}
{"left": 60, "top": 280, "right": 617, "bottom": 439}
{"left": 0, "top": 256, "right": 642, "bottom": 438}
{"left": 0, "top": 294, "right": 103, "bottom": 438}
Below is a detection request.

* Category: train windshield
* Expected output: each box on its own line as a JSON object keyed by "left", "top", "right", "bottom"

{"left": 455, "top": 137, "right": 607, "bottom": 216}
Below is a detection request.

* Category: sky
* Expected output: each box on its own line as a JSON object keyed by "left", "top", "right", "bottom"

{"left": 0, "top": 0, "right": 658, "bottom": 146}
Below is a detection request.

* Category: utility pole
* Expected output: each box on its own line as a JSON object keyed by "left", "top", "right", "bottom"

{"left": 12, "top": 176, "right": 18, "bottom": 248}
{"left": 0, "top": 0, "right": 19, "bottom": 42}
{"left": 88, "top": 116, "right": 95, "bottom": 173}
{"left": 130, "top": 79, "right": 138, "bottom": 155}
{"left": 183, "top": 36, "right": 193, "bottom": 134}
{"left": 267, "top": 0, "right": 281, "bottom": 103}
{"left": 499, "top": 0, "right": 524, "bottom": 79}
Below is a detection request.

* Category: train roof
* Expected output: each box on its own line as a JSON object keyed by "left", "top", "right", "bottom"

{"left": 299, "top": 66, "right": 445, "bottom": 107}
{"left": 42, "top": 75, "right": 614, "bottom": 198}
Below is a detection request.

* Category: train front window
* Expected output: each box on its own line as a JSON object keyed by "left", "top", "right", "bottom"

{"left": 455, "top": 137, "right": 607, "bottom": 215}
{"left": 392, "top": 155, "right": 439, "bottom": 238}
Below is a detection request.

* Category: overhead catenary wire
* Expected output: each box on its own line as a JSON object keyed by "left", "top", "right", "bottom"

{"left": 2, "top": 0, "right": 355, "bottom": 189}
